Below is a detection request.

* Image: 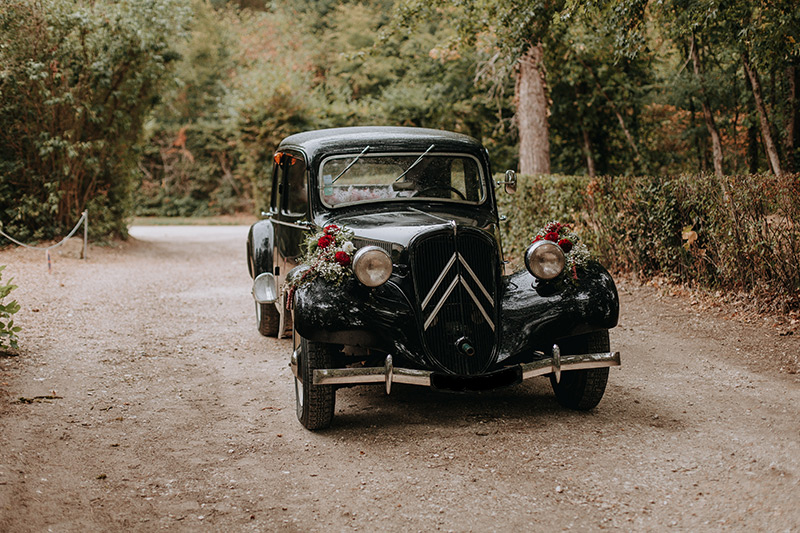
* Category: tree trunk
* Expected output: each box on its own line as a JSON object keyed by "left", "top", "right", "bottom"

{"left": 786, "top": 65, "right": 798, "bottom": 173}
{"left": 575, "top": 85, "right": 596, "bottom": 177}
{"left": 688, "top": 98, "right": 707, "bottom": 173}
{"left": 743, "top": 49, "right": 783, "bottom": 177}
{"left": 748, "top": 124, "right": 760, "bottom": 174}
{"left": 690, "top": 34, "right": 725, "bottom": 177}
{"left": 516, "top": 42, "right": 550, "bottom": 175}
{"left": 581, "top": 126, "right": 596, "bottom": 177}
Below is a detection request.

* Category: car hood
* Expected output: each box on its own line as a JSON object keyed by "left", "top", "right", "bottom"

{"left": 319, "top": 207, "right": 497, "bottom": 248}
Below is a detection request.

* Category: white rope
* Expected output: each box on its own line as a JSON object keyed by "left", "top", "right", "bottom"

{"left": 0, "top": 211, "right": 87, "bottom": 251}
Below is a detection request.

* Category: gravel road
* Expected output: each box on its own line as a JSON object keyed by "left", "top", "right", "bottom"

{"left": 1, "top": 225, "right": 798, "bottom": 532}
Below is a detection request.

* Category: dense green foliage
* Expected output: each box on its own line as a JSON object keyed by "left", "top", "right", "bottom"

{"left": 498, "top": 172, "right": 800, "bottom": 308}
{"left": 0, "top": 0, "right": 189, "bottom": 240}
{"left": 0, "top": 265, "right": 21, "bottom": 351}
{"left": 136, "top": 0, "right": 517, "bottom": 216}
{"left": 397, "top": 0, "right": 800, "bottom": 173}
{"left": 133, "top": 0, "right": 799, "bottom": 217}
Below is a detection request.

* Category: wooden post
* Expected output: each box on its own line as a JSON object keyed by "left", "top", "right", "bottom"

{"left": 81, "top": 210, "right": 88, "bottom": 260}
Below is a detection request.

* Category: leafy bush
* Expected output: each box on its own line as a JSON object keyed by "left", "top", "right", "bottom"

{"left": 675, "top": 173, "right": 800, "bottom": 304}
{"left": 588, "top": 175, "right": 688, "bottom": 278}
{"left": 0, "top": 266, "right": 21, "bottom": 351}
{"left": 0, "top": 0, "right": 190, "bottom": 240}
{"left": 496, "top": 174, "right": 589, "bottom": 267}
{"left": 499, "top": 173, "right": 800, "bottom": 309}
{"left": 136, "top": 3, "right": 325, "bottom": 216}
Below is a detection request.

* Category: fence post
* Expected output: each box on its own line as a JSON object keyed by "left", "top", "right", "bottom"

{"left": 81, "top": 210, "right": 88, "bottom": 260}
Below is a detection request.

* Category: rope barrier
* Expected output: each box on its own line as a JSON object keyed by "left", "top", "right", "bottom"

{"left": 0, "top": 210, "right": 88, "bottom": 263}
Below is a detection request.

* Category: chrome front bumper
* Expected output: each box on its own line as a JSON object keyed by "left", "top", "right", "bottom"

{"left": 291, "top": 345, "right": 621, "bottom": 394}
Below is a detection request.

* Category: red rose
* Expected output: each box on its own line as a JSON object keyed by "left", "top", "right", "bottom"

{"left": 324, "top": 224, "right": 339, "bottom": 235}
{"left": 532, "top": 235, "right": 542, "bottom": 243}
{"left": 335, "top": 251, "right": 351, "bottom": 266}
{"left": 544, "top": 231, "right": 559, "bottom": 242}
{"left": 318, "top": 235, "right": 335, "bottom": 248}
{"left": 558, "top": 238, "right": 573, "bottom": 253}
{"left": 545, "top": 222, "right": 561, "bottom": 234}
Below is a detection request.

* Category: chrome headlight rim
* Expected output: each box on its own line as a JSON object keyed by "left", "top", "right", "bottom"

{"left": 524, "top": 240, "right": 566, "bottom": 281}
{"left": 352, "top": 246, "right": 392, "bottom": 287}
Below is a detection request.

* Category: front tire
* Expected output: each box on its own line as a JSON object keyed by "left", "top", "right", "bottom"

{"left": 550, "top": 330, "right": 610, "bottom": 410}
{"left": 295, "top": 336, "right": 336, "bottom": 430}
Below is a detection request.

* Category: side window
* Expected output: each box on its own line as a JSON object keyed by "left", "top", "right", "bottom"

{"left": 269, "top": 160, "right": 279, "bottom": 213}
{"left": 283, "top": 154, "right": 308, "bottom": 216}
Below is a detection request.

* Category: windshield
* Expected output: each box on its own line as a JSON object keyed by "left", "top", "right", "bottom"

{"left": 319, "top": 152, "right": 486, "bottom": 208}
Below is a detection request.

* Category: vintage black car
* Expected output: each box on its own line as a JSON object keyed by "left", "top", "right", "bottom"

{"left": 247, "top": 126, "right": 620, "bottom": 429}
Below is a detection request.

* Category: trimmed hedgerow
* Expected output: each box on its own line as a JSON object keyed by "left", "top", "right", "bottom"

{"left": 497, "top": 173, "right": 800, "bottom": 310}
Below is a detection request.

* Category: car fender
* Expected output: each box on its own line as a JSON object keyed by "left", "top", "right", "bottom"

{"left": 291, "top": 275, "right": 425, "bottom": 363}
{"left": 247, "top": 219, "right": 275, "bottom": 279}
{"left": 498, "top": 261, "right": 620, "bottom": 363}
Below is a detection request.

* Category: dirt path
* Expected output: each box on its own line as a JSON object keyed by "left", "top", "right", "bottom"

{"left": 1, "top": 226, "right": 798, "bottom": 532}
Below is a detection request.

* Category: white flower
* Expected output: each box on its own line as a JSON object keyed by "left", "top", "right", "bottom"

{"left": 342, "top": 241, "right": 356, "bottom": 254}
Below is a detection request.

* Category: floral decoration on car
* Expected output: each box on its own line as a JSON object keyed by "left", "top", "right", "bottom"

{"left": 532, "top": 221, "right": 591, "bottom": 280}
{"left": 285, "top": 224, "right": 356, "bottom": 303}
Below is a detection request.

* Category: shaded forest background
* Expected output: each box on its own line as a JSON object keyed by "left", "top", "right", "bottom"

{"left": 139, "top": 0, "right": 800, "bottom": 216}
{"left": 1, "top": 0, "right": 799, "bottom": 306}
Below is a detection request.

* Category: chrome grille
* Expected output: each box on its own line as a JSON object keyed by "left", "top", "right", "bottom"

{"left": 353, "top": 237, "right": 392, "bottom": 256}
{"left": 411, "top": 227, "right": 499, "bottom": 375}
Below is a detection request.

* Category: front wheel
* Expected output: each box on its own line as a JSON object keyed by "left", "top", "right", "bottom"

{"left": 295, "top": 336, "right": 336, "bottom": 430}
{"left": 550, "top": 330, "right": 610, "bottom": 410}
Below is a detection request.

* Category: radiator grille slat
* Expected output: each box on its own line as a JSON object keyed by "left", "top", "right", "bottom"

{"left": 353, "top": 237, "right": 392, "bottom": 256}
{"left": 411, "top": 228, "right": 499, "bottom": 375}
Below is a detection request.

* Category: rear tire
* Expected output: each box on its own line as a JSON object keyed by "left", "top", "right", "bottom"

{"left": 295, "top": 336, "right": 336, "bottom": 430}
{"left": 550, "top": 330, "right": 610, "bottom": 411}
{"left": 256, "top": 301, "right": 280, "bottom": 337}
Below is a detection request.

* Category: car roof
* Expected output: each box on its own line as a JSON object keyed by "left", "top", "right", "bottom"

{"left": 277, "top": 126, "right": 487, "bottom": 166}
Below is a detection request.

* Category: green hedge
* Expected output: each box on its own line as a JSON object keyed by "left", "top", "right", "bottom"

{"left": 0, "top": 0, "right": 188, "bottom": 241}
{"left": 497, "top": 173, "right": 800, "bottom": 309}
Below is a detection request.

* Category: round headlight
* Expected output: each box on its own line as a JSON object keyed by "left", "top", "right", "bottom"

{"left": 353, "top": 246, "right": 392, "bottom": 287}
{"left": 525, "top": 240, "right": 565, "bottom": 280}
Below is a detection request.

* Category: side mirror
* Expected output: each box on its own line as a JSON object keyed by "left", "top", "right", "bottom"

{"left": 501, "top": 169, "right": 517, "bottom": 194}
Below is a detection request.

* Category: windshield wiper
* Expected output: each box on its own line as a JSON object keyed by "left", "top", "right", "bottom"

{"left": 394, "top": 144, "right": 435, "bottom": 182}
{"left": 331, "top": 145, "right": 370, "bottom": 184}
{"left": 408, "top": 207, "right": 452, "bottom": 224}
